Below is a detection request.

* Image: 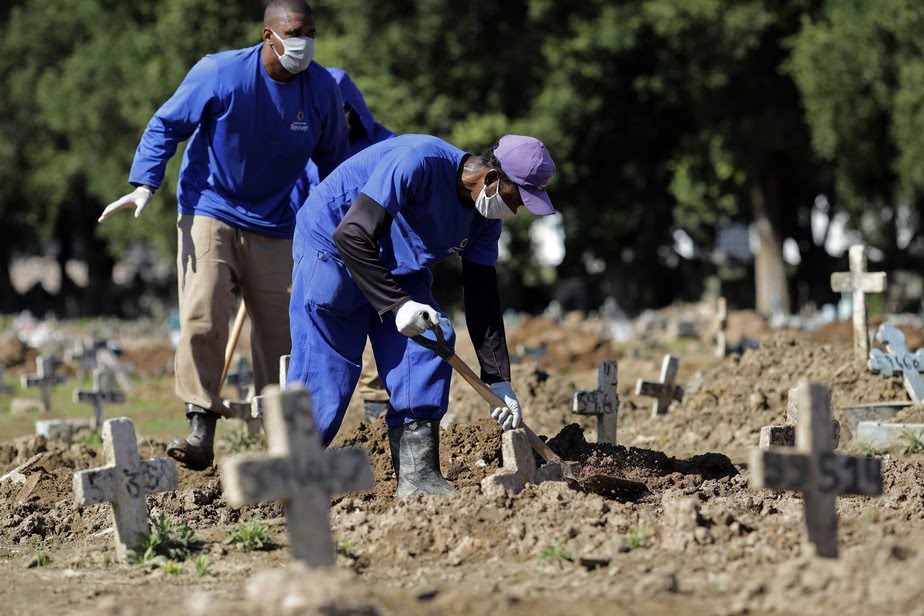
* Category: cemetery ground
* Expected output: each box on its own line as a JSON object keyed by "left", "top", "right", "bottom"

{"left": 0, "top": 311, "right": 923, "bottom": 615}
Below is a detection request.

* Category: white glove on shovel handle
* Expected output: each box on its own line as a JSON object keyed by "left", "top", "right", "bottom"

{"left": 489, "top": 381, "right": 521, "bottom": 430}
{"left": 98, "top": 186, "right": 153, "bottom": 223}
{"left": 395, "top": 300, "right": 440, "bottom": 337}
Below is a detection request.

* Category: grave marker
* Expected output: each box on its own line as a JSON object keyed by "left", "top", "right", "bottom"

{"left": 481, "top": 428, "right": 563, "bottom": 496}
{"left": 0, "top": 366, "right": 14, "bottom": 395}
{"left": 830, "top": 245, "right": 887, "bottom": 366}
{"left": 750, "top": 382, "right": 882, "bottom": 558}
{"left": 572, "top": 360, "right": 618, "bottom": 444}
{"left": 635, "top": 354, "right": 684, "bottom": 417}
{"left": 73, "top": 418, "right": 178, "bottom": 560}
{"left": 74, "top": 369, "right": 126, "bottom": 430}
{"left": 759, "top": 384, "right": 840, "bottom": 449}
{"left": 21, "top": 355, "right": 67, "bottom": 412}
{"left": 714, "top": 297, "right": 728, "bottom": 359}
{"left": 867, "top": 323, "right": 924, "bottom": 402}
{"left": 251, "top": 354, "right": 290, "bottom": 420}
{"left": 221, "top": 386, "right": 373, "bottom": 565}
{"left": 227, "top": 356, "right": 255, "bottom": 401}
{"left": 66, "top": 338, "right": 98, "bottom": 379}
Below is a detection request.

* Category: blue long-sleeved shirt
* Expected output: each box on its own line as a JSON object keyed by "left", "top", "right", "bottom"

{"left": 129, "top": 44, "right": 348, "bottom": 238}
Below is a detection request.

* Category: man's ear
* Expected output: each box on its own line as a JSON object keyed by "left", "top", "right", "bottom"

{"left": 484, "top": 168, "right": 499, "bottom": 187}
{"left": 262, "top": 28, "right": 274, "bottom": 45}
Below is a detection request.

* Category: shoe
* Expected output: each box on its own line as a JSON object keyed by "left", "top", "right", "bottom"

{"left": 363, "top": 400, "right": 388, "bottom": 423}
{"left": 388, "top": 419, "right": 454, "bottom": 499}
{"left": 166, "top": 403, "right": 219, "bottom": 471}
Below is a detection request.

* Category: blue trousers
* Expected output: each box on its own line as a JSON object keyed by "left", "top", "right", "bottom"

{"left": 287, "top": 236, "right": 455, "bottom": 446}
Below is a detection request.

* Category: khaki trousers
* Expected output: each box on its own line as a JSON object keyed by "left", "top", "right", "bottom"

{"left": 175, "top": 214, "right": 292, "bottom": 416}
{"left": 357, "top": 340, "right": 389, "bottom": 402}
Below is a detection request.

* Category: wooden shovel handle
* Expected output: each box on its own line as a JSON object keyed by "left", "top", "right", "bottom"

{"left": 220, "top": 300, "right": 248, "bottom": 387}
{"left": 444, "top": 354, "right": 568, "bottom": 469}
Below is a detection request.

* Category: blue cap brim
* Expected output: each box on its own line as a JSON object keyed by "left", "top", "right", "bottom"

{"left": 519, "top": 186, "right": 556, "bottom": 215}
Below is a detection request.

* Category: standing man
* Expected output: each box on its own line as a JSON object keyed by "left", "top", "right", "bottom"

{"left": 300, "top": 67, "right": 398, "bottom": 423}
{"left": 289, "top": 134, "right": 557, "bottom": 498}
{"left": 98, "top": 0, "right": 348, "bottom": 471}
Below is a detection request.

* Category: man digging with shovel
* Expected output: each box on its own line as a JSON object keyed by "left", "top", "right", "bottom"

{"left": 288, "top": 134, "right": 557, "bottom": 498}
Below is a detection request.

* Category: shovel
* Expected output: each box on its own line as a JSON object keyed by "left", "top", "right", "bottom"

{"left": 412, "top": 317, "right": 646, "bottom": 498}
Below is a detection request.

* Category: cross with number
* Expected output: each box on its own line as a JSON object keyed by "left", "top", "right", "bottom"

{"left": 750, "top": 382, "right": 882, "bottom": 558}
{"left": 635, "top": 355, "right": 684, "bottom": 417}
{"left": 73, "top": 418, "right": 178, "bottom": 561}
{"left": 830, "top": 245, "right": 887, "bottom": 366}
{"left": 868, "top": 324, "right": 924, "bottom": 402}
{"left": 221, "top": 385, "right": 373, "bottom": 565}
{"left": 21, "top": 355, "right": 68, "bottom": 412}
{"left": 74, "top": 369, "right": 126, "bottom": 430}
{"left": 572, "top": 360, "right": 618, "bottom": 444}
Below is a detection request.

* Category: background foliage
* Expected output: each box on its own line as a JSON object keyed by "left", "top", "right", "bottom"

{"left": 0, "top": 0, "right": 921, "bottom": 316}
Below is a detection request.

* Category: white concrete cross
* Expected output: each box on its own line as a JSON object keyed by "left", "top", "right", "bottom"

{"left": 96, "top": 347, "right": 134, "bottom": 392}
{"left": 73, "top": 418, "right": 178, "bottom": 561}
{"left": 635, "top": 354, "right": 684, "bottom": 417}
{"left": 226, "top": 356, "right": 255, "bottom": 401}
{"left": 251, "top": 354, "right": 290, "bottom": 420}
{"left": 0, "top": 365, "right": 14, "bottom": 395}
{"left": 480, "top": 428, "right": 563, "bottom": 497}
{"left": 868, "top": 323, "right": 924, "bottom": 402}
{"left": 830, "top": 244, "right": 887, "bottom": 365}
{"left": 21, "top": 355, "right": 67, "bottom": 412}
{"left": 572, "top": 360, "right": 618, "bottom": 444}
{"left": 714, "top": 297, "right": 728, "bottom": 359}
{"left": 66, "top": 338, "right": 98, "bottom": 379}
{"left": 750, "top": 382, "right": 882, "bottom": 558}
{"left": 74, "top": 369, "right": 126, "bottom": 430}
{"left": 221, "top": 385, "right": 373, "bottom": 565}
{"left": 759, "top": 383, "right": 840, "bottom": 449}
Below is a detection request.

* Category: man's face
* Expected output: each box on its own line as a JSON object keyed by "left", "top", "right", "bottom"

{"left": 263, "top": 10, "right": 316, "bottom": 50}
{"left": 483, "top": 171, "right": 524, "bottom": 214}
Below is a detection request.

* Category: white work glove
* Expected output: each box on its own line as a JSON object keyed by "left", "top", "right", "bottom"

{"left": 98, "top": 186, "right": 153, "bottom": 222}
{"left": 394, "top": 300, "right": 440, "bottom": 337}
{"left": 489, "top": 381, "right": 521, "bottom": 430}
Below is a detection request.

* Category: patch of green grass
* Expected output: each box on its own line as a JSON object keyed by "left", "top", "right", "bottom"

{"left": 898, "top": 429, "right": 924, "bottom": 456}
{"left": 856, "top": 441, "right": 886, "bottom": 457}
{"left": 33, "top": 550, "right": 51, "bottom": 567}
{"left": 224, "top": 425, "right": 266, "bottom": 454}
{"left": 538, "top": 541, "right": 573, "bottom": 563}
{"left": 336, "top": 539, "right": 355, "bottom": 559}
{"left": 625, "top": 527, "right": 651, "bottom": 551}
{"left": 161, "top": 560, "right": 183, "bottom": 575}
{"left": 127, "top": 515, "right": 201, "bottom": 567}
{"left": 225, "top": 517, "right": 273, "bottom": 552}
{"left": 77, "top": 430, "right": 103, "bottom": 449}
{"left": 193, "top": 555, "right": 214, "bottom": 578}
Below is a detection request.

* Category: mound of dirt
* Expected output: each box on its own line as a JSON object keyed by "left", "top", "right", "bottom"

{"left": 619, "top": 332, "right": 913, "bottom": 459}
{"left": 506, "top": 316, "right": 616, "bottom": 372}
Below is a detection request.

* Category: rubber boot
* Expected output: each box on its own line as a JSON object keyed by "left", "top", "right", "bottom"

{"left": 388, "top": 419, "right": 454, "bottom": 499}
{"left": 166, "top": 403, "right": 219, "bottom": 471}
{"left": 363, "top": 400, "right": 388, "bottom": 423}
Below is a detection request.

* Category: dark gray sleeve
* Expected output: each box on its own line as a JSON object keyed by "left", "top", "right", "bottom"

{"left": 462, "top": 261, "right": 511, "bottom": 384}
{"left": 332, "top": 193, "right": 410, "bottom": 315}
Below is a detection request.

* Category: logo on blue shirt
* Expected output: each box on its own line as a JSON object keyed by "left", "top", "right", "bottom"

{"left": 291, "top": 110, "right": 309, "bottom": 132}
{"left": 447, "top": 238, "right": 469, "bottom": 255}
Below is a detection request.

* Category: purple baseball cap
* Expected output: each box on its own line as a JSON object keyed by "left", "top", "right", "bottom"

{"left": 494, "top": 135, "right": 557, "bottom": 215}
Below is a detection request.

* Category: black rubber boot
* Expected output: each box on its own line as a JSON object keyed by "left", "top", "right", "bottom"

{"left": 166, "top": 403, "right": 219, "bottom": 471}
{"left": 363, "top": 400, "right": 388, "bottom": 423}
{"left": 388, "top": 419, "right": 454, "bottom": 499}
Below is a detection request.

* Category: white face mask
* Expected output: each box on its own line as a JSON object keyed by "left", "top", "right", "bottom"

{"left": 475, "top": 180, "right": 515, "bottom": 220}
{"left": 270, "top": 30, "right": 314, "bottom": 74}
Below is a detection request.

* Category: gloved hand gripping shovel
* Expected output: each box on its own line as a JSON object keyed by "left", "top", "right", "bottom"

{"left": 412, "top": 317, "right": 647, "bottom": 498}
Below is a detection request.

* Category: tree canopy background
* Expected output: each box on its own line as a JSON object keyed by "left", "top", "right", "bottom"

{"left": 0, "top": 0, "right": 921, "bottom": 317}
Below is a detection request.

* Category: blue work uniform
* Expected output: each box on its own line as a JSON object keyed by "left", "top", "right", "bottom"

{"left": 289, "top": 135, "right": 502, "bottom": 445}
{"left": 296, "top": 67, "right": 397, "bottom": 199}
{"left": 129, "top": 44, "right": 348, "bottom": 238}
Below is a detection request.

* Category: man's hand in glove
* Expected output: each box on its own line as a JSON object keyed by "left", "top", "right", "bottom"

{"left": 489, "top": 381, "right": 521, "bottom": 430}
{"left": 98, "top": 186, "right": 153, "bottom": 223}
{"left": 394, "top": 300, "right": 440, "bottom": 337}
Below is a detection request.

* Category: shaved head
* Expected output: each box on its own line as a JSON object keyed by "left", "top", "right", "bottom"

{"left": 264, "top": 0, "right": 311, "bottom": 25}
